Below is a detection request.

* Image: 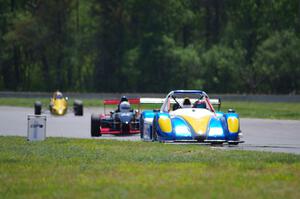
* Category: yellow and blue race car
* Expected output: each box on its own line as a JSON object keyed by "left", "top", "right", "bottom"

{"left": 34, "top": 91, "right": 83, "bottom": 116}
{"left": 140, "top": 90, "right": 243, "bottom": 145}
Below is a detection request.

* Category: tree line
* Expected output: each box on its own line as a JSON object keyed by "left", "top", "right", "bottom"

{"left": 0, "top": 0, "right": 299, "bottom": 94}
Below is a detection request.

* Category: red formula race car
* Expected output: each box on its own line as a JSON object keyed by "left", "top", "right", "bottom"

{"left": 91, "top": 96, "right": 140, "bottom": 137}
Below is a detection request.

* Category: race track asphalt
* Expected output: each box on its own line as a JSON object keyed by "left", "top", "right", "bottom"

{"left": 1, "top": 106, "right": 300, "bottom": 154}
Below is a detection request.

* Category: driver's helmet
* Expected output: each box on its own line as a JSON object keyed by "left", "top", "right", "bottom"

{"left": 182, "top": 97, "right": 192, "bottom": 108}
{"left": 193, "top": 100, "right": 207, "bottom": 109}
{"left": 119, "top": 101, "right": 131, "bottom": 112}
{"left": 55, "top": 91, "right": 63, "bottom": 99}
{"left": 120, "top": 96, "right": 128, "bottom": 102}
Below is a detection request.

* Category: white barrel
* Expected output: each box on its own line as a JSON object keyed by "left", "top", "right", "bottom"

{"left": 27, "top": 115, "right": 47, "bottom": 141}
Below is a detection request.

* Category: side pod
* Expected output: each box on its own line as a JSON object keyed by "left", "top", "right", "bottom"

{"left": 225, "top": 113, "right": 240, "bottom": 141}
{"left": 140, "top": 111, "right": 156, "bottom": 141}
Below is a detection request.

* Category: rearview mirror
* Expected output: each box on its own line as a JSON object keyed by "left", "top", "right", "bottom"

{"left": 228, "top": 109, "right": 235, "bottom": 113}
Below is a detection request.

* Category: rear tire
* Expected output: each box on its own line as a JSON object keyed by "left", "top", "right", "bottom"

{"left": 34, "top": 101, "right": 42, "bottom": 115}
{"left": 140, "top": 117, "right": 144, "bottom": 139}
{"left": 210, "top": 142, "right": 223, "bottom": 146}
{"left": 151, "top": 119, "right": 158, "bottom": 142}
{"left": 196, "top": 138, "right": 204, "bottom": 143}
{"left": 91, "top": 114, "right": 101, "bottom": 137}
{"left": 74, "top": 100, "right": 83, "bottom": 116}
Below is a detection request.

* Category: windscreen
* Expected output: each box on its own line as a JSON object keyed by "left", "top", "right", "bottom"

{"left": 161, "top": 92, "right": 214, "bottom": 112}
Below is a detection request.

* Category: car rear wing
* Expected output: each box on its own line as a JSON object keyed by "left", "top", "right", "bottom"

{"left": 140, "top": 97, "right": 221, "bottom": 110}
{"left": 104, "top": 98, "right": 140, "bottom": 105}
{"left": 139, "top": 98, "right": 165, "bottom": 104}
{"left": 103, "top": 98, "right": 141, "bottom": 113}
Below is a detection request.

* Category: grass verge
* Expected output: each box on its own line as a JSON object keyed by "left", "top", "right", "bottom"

{"left": 0, "top": 137, "right": 300, "bottom": 198}
{"left": 1, "top": 97, "right": 300, "bottom": 120}
{"left": 221, "top": 101, "right": 300, "bottom": 120}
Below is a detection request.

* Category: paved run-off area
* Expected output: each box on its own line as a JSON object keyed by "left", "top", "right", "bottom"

{"left": 1, "top": 106, "right": 300, "bottom": 154}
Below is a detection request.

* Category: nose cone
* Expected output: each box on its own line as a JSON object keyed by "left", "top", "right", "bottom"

{"left": 174, "top": 108, "right": 213, "bottom": 135}
{"left": 120, "top": 113, "right": 132, "bottom": 124}
{"left": 52, "top": 99, "right": 67, "bottom": 115}
{"left": 52, "top": 107, "right": 65, "bottom": 115}
{"left": 58, "top": 109, "right": 64, "bottom": 115}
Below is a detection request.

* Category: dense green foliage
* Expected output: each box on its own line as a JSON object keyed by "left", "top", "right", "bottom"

{"left": 0, "top": 0, "right": 299, "bottom": 93}
{"left": 1, "top": 137, "right": 300, "bottom": 198}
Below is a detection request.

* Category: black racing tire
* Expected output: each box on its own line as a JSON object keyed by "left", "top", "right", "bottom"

{"left": 196, "top": 137, "right": 205, "bottom": 143}
{"left": 228, "top": 142, "right": 239, "bottom": 146}
{"left": 49, "top": 104, "right": 53, "bottom": 112}
{"left": 91, "top": 114, "right": 101, "bottom": 137}
{"left": 74, "top": 100, "right": 83, "bottom": 116}
{"left": 210, "top": 142, "right": 223, "bottom": 146}
{"left": 34, "top": 101, "right": 42, "bottom": 115}
{"left": 151, "top": 119, "right": 158, "bottom": 142}
{"left": 140, "top": 117, "right": 144, "bottom": 139}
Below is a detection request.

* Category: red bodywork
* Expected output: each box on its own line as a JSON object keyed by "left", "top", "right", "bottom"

{"left": 100, "top": 128, "right": 140, "bottom": 135}
{"left": 99, "top": 98, "right": 140, "bottom": 135}
{"left": 104, "top": 98, "right": 140, "bottom": 105}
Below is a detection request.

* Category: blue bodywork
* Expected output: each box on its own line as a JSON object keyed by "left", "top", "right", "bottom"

{"left": 140, "top": 90, "right": 243, "bottom": 144}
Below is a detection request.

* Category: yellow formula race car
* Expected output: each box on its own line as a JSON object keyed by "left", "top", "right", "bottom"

{"left": 34, "top": 91, "right": 83, "bottom": 116}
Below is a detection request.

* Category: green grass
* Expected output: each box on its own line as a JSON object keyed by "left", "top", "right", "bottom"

{"left": 0, "top": 97, "right": 300, "bottom": 119}
{"left": 0, "top": 137, "right": 300, "bottom": 198}
{"left": 221, "top": 101, "right": 300, "bottom": 120}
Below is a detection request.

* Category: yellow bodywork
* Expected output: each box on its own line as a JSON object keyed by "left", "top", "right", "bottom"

{"left": 158, "top": 116, "right": 172, "bottom": 133}
{"left": 171, "top": 108, "right": 213, "bottom": 135}
{"left": 50, "top": 98, "right": 68, "bottom": 115}
{"left": 179, "top": 115, "right": 211, "bottom": 135}
{"left": 227, "top": 117, "right": 239, "bottom": 133}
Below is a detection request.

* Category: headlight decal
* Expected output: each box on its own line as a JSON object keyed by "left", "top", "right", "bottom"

{"left": 158, "top": 116, "right": 172, "bottom": 133}
{"left": 208, "top": 127, "right": 223, "bottom": 136}
{"left": 172, "top": 117, "right": 192, "bottom": 136}
{"left": 227, "top": 117, "right": 239, "bottom": 133}
{"left": 208, "top": 118, "right": 224, "bottom": 137}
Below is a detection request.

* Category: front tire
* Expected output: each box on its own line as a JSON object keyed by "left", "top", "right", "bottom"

{"left": 210, "top": 142, "right": 223, "bottom": 146}
{"left": 151, "top": 119, "right": 158, "bottom": 142}
{"left": 91, "top": 114, "right": 101, "bottom": 137}
{"left": 140, "top": 117, "right": 144, "bottom": 139}
{"left": 74, "top": 100, "right": 83, "bottom": 116}
{"left": 34, "top": 101, "right": 42, "bottom": 115}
